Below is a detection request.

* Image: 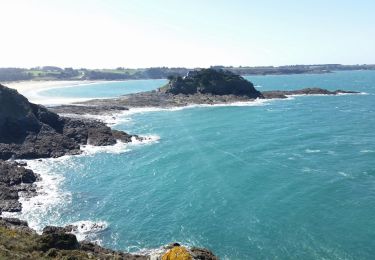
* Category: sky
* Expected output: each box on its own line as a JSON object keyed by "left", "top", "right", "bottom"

{"left": 0, "top": 0, "right": 374, "bottom": 68}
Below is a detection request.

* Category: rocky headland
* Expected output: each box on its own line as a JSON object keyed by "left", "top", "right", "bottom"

{"left": 0, "top": 84, "right": 139, "bottom": 160}
{"left": 51, "top": 69, "right": 359, "bottom": 115}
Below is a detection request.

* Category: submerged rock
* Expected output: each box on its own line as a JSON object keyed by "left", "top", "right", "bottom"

{"left": 262, "top": 88, "right": 359, "bottom": 99}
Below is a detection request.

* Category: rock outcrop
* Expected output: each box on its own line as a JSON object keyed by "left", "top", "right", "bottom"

{"left": 0, "top": 160, "right": 38, "bottom": 213}
{"left": 0, "top": 218, "right": 217, "bottom": 259}
{"left": 161, "top": 69, "right": 263, "bottom": 98}
{"left": 262, "top": 88, "right": 359, "bottom": 99}
{"left": 0, "top": 217, "right": 149, "bottom": 259}
{"left": 0, "top": 84, "right": 138, "bottom": 160}
{"left": 50, "top": 71, "right": 359, "bottom": 114}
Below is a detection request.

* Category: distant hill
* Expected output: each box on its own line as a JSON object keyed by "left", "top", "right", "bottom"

{"left": 160, "top": 69, "right": 263, "bottom": 98}
{"left": 1, "top": 64, "right": 375, "bottom": 82}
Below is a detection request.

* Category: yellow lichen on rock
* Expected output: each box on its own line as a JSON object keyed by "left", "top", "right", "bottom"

{"left": 162, "top": 246, "right": 193, "bottom": 260}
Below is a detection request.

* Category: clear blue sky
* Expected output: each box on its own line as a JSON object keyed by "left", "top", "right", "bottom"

{"left": 1, "top": 0, "right": 374, "bottom": 68}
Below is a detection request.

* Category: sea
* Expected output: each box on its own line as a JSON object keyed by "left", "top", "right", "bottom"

{"left": 6, "top": 71, "right": 375, "bottom": 259}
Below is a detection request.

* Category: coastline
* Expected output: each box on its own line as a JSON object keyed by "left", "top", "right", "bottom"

{"left": 0, "top": 83, "right": 217, "bottom": 259}
{"left": 0, "top": 77, "right": 363, "bottom": 259}
{"left": 5, "top": 80, "right": 107, "bottom": 105}
{"left": 49, "top": 88, "right": 361, "bottom": 117}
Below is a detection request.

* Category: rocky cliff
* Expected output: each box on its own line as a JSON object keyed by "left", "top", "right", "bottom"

{"left": 0, "top": 84, "right": 137, "bottom": 160}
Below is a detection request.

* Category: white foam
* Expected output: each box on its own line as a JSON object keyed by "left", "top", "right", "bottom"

{"left": 59, "top": 111, "right": 132, "bottom": 126}
{"left": 360, "top": 149, "right": 374, "bottom": 153}
{"left": 68, "top": 220, "right": 108, "bottom": 242}
{"left": 1, "top": 136, "right": 159, "bottom": 234}
{"left": 122, "top": 98, "right": 269, "bottom": 116}
{"left": 80, "top": 135, "right": 160, "bottom": 155}
{"left": 135, "top": 243, "right": 193, "bottom": 259}
{"left": 287, "top": 92, "right": 366, "bottom": 98}
{"left": 305, "top": 149, "right": 321, "bottom": 153}
{"left": 1, "top": 156, "right": 72, "bottom": 232}
{"left": 338, "top": 171, "right": 349, "bottom": 177}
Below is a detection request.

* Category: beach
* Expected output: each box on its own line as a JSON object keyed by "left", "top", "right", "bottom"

{"left": 6, "top": 80, "right": 103, "bottom": 105}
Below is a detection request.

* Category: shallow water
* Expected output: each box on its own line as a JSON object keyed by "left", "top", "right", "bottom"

{"left": 10, "top": 71, "right": 375, "bottom": 259}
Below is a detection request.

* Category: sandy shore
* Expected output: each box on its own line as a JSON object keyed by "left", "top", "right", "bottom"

{"left": 5, "top": 80, "right": 103, "bottom": 105}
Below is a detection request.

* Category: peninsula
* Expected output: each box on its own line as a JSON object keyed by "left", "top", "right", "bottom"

{"left": 51, "top": 69, "right": 359, "bottom": 115}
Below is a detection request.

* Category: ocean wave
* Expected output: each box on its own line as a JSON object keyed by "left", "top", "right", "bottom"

{"left": 80, "top": 135, "right": 160, "bottom": 155}
{"left": 360, "top": 149, "right": 374, "bottom": 153}
{"left": 1, "top": 136, "right": 159, "bottom": 234}
{"left": 122, "top": 99, "right": 269, "bottom": 115}
{"left": 1, "top": 156, "right": 72, "bottom": 232}
{"left": 338, "top": 171, "right": 349, "bottom": 177}
{"left": 305, "top": 149, "right": 321, "bottom": 153}
{"left": 57, "top": 112, "right": 132, "bottom": 126}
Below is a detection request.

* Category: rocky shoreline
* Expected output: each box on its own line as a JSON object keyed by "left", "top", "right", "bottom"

{"left": 0, "top": 84, "right": 217, "bottom": 259}
{"left": 0, "top": 217, "right": 216, "bottom": 259}
{"left": 50, "top": 87, "right": 359, "bottom": 116}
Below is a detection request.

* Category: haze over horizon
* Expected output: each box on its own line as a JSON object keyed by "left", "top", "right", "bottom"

{"left": 1, "top": 0, "right": 374, "bottom": 69}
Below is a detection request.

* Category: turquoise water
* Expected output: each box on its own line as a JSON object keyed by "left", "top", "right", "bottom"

{"left": 40, "top": 79, "right": 167, "bottom": 99}
{"left": 23, "top": 71, "right": 375, "bottom": 259}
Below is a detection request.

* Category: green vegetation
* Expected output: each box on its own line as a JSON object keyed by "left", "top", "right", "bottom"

{"left": 0, "top": 219, "right": 142, "bottom": 259}
{"left": 1, "top": 64, "right": 375, "bottom": 82}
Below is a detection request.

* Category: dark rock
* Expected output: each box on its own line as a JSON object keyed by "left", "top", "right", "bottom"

{"left": 62, "top": 117, "right": 117, "bottom": 146}
{"left": 43, "top": 225, "right": 74, "bottom": 234}
{"left": 262, "top": 88, "right": 360, "bottom": 99}
{"left": 190, "top": 247, "right": 218, "bottom": 260}
{"left": 38, "top": 230, "right": 80, "bottom": 251}
{"left": 0, "top": 217, "right": 35, "bottom": 233}
{"left": 1, "top": 217, "right": 28, "bottom": 227}
{"left": 50, "top": 104, "right": 129, "bottom": 115}
{"left": 165, "top": 242, "right": 182, "bottom": 249}
{"left": 0, "top": 160, "right": 38, "bottom": 186}
{"left": 0, "top": 160, "right": 39, "bottom": 213}
{"left": 0, "top": 199, "right": 22, "bottom": 212}
{"left": 0, "top": 84, "right": 136, "bottom": 160}
{"left": 161, "top": 69, "right": 263, "bottom": 98}
{"left": 112, "top": 129, "right": 135, "bottom": 143}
